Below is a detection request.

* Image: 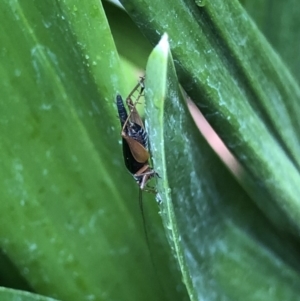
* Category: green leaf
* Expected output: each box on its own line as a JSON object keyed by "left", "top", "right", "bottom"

{"left": 0, "top": 287, "right": 59, "bottom": 301}
{"left": 0, "top": 2, "right": 184, "bottom": 301}
{"left": 241, "top": 0, "right": 300, "bottom": 84}
{"left": 0, "top": 251, "right": 31, "bottom": 291}
{"left": 102, "top": 0, "right": 152, "bottom": 68}
{"left": 120, "top": 0, "right": 300, "bottom": 237}
{"left": 145, "top": 33, "right": 300, "bottom": 301}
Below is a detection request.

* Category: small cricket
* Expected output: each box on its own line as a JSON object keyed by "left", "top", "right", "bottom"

{"left": 116, "top": 76, "right": 158, "bottom": 192}
{"left": 116, "top": 76, "right": 159, "bottom": 246}
{"left": 116, "top": 79, "right": 164, "bottom": 285}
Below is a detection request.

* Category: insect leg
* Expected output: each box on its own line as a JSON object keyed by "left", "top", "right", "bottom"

{"left": 121, "top": 77, "right": 146, "bottom": 133}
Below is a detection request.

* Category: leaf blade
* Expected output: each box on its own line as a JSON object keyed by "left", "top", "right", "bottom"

{"left": 120, "top": 0, "right": 300, "bottom": 236}
{"left": 145, "top": 33, "right": 300, "bottom": 301}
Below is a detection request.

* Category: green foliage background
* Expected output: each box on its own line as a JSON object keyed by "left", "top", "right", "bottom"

{"left": 1, "top": 0, "right": 300, "bottom": 301}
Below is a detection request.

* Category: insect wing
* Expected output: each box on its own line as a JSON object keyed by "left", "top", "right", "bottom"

{"left": 121, "top": 137, "right": 145, "bottom": 175}
{"left": 123, "top": 135, "right": 150, "bottom": 163}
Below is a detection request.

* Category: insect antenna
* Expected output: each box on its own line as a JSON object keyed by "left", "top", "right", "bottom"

{"left": 139, "top": 187, "right": 167, "bottom": 298}
{"left": 138, "top": 187, "right": 157, "bottom": 280}
{"left": 139, "top": 187, "right": 150, "bottom": 251}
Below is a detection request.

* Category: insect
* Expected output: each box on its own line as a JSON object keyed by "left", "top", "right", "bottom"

{"left": 116, "top": 81, "right": 163, "bottom": 280}
{"left": 116, "top": 77, "right": 157, "bottom": 191}
{"left": 116, "top": 77, "right": 159, "bottom": 249}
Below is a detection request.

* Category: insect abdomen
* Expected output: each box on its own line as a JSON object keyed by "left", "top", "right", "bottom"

{"left": 116, "top": 94, "right": 128, "bottom": 126}
{"left": 128, "top": 123, "right": 148, "bottom": 150}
